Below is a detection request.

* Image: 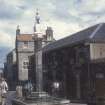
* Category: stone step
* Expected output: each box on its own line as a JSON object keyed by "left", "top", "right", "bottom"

{"left": 30, "top": 91, "right": 48, "bottom": 97}
{"left": 24, "top": 92, "right": 87, "bottom": 105}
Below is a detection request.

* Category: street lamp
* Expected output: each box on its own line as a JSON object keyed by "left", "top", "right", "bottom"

{"left": 52, "top": 81, "right": 60, "bottom": 97}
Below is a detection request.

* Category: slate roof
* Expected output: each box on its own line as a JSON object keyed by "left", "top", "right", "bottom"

{"left": 43, "top": 23, "right": 105, "bottom": 52}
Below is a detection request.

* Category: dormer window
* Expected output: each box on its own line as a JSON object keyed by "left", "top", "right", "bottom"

{"left": 23, "top": 41, "right": 28, "bottom": 48}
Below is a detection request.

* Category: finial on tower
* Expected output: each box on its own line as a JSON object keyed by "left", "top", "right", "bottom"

{"left": 17, "top": 25, "right": 19, "bottom": 29}
{"left": 36, "top": 8, "right": 39, "bottom": 15}
{"left": 16, "top": 25, "right": 20, "bottom": 35}
{"left": 35, "top": 8, "right": 40, "bottom": 24}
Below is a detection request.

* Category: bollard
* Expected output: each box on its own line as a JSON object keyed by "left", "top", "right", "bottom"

{"left": 16, "top": 86, "right": 23, "bottom": 98}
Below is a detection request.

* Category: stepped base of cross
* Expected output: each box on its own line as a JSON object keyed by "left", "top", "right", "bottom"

{"left": 26, "top": 91, "right": 70, "bottom": 104}
{"left": 13, "top": 91, "right": 87, "bottom": 105}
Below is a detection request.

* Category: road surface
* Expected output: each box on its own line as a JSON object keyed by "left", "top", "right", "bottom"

{"left": 5, "top": 91, "right": 87, "bottom": 105}
{"left": 5, "top": 91, "right": 16, "bottom": 105}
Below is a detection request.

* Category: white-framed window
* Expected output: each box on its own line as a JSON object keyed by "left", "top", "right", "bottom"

{"left": 23, "top": 41, "right": 28, "bottom": 48}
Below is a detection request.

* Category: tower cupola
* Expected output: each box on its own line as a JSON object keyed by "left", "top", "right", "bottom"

{"left": 16, "top": 25, "right": 20, "bottom": 35}
{"left": 46, "top": 27, "right": 54, "bottom": 41}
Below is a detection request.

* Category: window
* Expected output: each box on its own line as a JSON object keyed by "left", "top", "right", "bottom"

{"left": 96, "top": 73, "right": 104, "bottom": 79}
{"left": 23, "top": 61, "right": 29, "bottom": 65}
{"left": 23, "top": 60, "right": 29, "bottom": 70}
{"left": 22, "top": 60, "right": 32, "bottom": 70}
{"left": 23, "top": 41, "right": 28, "bottom": 48}
{"left": 100, "top": 47, "right": 103, "bottom": 56}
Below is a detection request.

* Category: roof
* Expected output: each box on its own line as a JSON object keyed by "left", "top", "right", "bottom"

{"left": 16, "top": 34, "right": 34, "bottom": 41}
{"left": 43, "top": 23, "right": 105, "bottom": 52}
{"left": 7, "top": 49, "right": 15, "bottom": 56}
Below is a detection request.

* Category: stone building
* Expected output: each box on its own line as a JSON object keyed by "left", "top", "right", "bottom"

{"left": 0, "top": 68, "right": 3, "bottom": 79}
{"left": 16, "top": 10, "right": 54, "bottom": 90}
{"left": 16, "top": 31, "right": 35, "bottom": 83}
{"left": 4, "top": 49, "right": 17, "bottom": 90}
{"left": 42, "top": 23, "right": 105, "bottom": 104}
{"left": 4, "top": 10, "right": 54, "bottom": 91}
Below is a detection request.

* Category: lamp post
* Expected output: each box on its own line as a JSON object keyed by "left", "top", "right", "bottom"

{"left": 53, "top": 81, "right": 60, "bottom": 97}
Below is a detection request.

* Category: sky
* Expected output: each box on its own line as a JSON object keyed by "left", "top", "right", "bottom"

{"left": 1, "top": 0, "right": 105, "bottom": 48}
{"left": 0, "top": 0, "right": 105, "bottom": 67}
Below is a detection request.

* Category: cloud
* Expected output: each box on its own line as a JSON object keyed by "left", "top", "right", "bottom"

{"left": 0, "top": 1, "right": 15, "bottom": 19}
{"left": 1, "top": 0, "right": 105, "bottom": 67}
{"left": 0, "top": 0, "right": 27, "bottom": 20}
{"left": 0, "top": 0, "right": 105, "bottom": 42}
{"left": 0, "top": 20, "right": 16, "bottom": 48}
{"left": 43, "top": 19, "right": 82, "bottom": 40}
{"left": 0, "top": 31, "right": 15, "bottom": 48}
{"left": 74, "top": 0, "right": 105, "bottom": 20}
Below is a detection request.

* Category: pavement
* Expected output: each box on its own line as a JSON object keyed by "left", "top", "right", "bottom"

{"left": 5, "top": 91, "right": 87, "bottom": 105}
{"left": 5, "top": 91, "right": 16, "bottom": 105}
